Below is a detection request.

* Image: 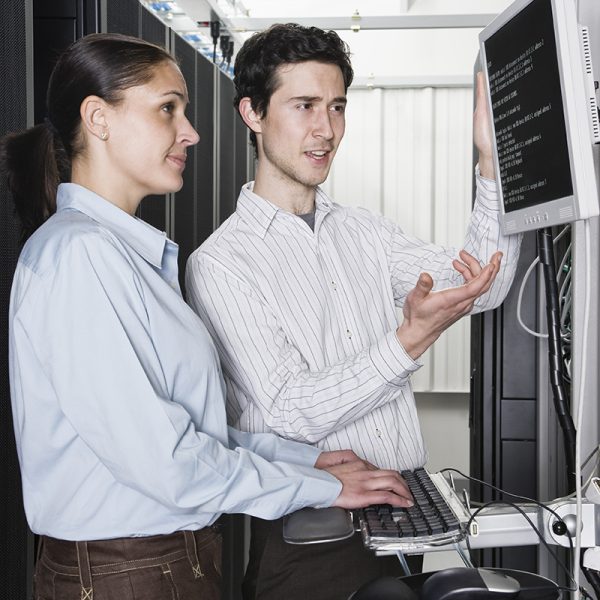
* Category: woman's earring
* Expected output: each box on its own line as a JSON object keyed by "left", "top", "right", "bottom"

{"left": 100, "top": 131, "right": 108, "bottom": 141}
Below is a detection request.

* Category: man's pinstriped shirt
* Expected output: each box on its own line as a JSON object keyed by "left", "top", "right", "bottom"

{"left": 186, "top": 173, "right": 521, "bottom": 471}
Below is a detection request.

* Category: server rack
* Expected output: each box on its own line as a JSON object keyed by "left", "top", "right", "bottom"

{"left": 1, "top": 4, "right": 102, "bottom": 596}
{"left": 137, "top": 8, "right": 170, "bottom": 234}
{"left": 105, "top": 0, "right": 138, "bottom": 37}
{"left": 218, "top": 74, "right": 237, "bottom": 225}
{"left": 195, "top": 46, "right": 216, "bottom": 249}
{"left": 172, "top": 32, "right": 199, "bottom": 293}
{"left": 1, "top": 3, "right": 34, "bottom": 598}
{"left": 470, "top": 230, "right": 541, "bottom": 573}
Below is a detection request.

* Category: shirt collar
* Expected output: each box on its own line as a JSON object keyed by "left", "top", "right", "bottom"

{"left": 236, "top": 182, "right": 334, "bottom": 238}
{"left": 56, "top": 183, "right": 173, "bottom": 270}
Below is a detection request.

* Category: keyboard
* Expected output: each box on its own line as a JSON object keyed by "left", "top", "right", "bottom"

{"left": 358, "top": 468, "right": 470, "bottom": 553}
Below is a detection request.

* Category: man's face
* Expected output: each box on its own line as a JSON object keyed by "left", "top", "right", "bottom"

{"left": 255, "top": 61, "right": 347, "bottom": 193}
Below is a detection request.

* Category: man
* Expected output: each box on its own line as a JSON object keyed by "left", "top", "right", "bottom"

{"left": 186, "top": 23, "right": 521, "bottom": 600}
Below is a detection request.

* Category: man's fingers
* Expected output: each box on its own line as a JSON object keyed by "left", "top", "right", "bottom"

{"left": 332, "top": 467, "right": 415, "bottom": 509}
{"left": 347, "top": 491, "right": 414, "bottom": 509}
{"left": 361, "top": 471, "right": 412, "bottom": 500}
{"left": 452, "top": 259, "right": 474, "bottom": 282}
{"left": 417, "top": 272, "right": 433, "bottom": 292}
{"left": 458, "top": 250, "right": 483, "bottom": 276}
{"left": 365, "top": 491, "right": 415, "bottom": 508}
{"left": 439, "top": 266, "right": 494, "bottom": 305}
{"left": 409, "top": 272, "right": 434, "bottom": 302}
{"left": 464, "top": 261, "right": 498, "bottom": 294}
{"left": 454, "top": 250, "right": 502, "bottom": 284}
{"left": 473, "top": 259, "right": 502, "bottom": 295}
{"left": 335, "top": 488, "right": 414, "bottom": 509}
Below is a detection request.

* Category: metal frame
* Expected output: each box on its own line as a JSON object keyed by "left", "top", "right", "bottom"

{"left": 212, "top": 65, "right": 220, "bottom": 230}
{"left": 351, "top": 75, "right": 472, "bottom": 90}
{"left": 227, "top": 14, "right": 497, "bottom": 32}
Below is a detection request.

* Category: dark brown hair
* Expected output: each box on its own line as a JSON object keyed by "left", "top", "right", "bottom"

{"left": 0, "top": 33, "right": 174, "bottom": 242}
{"left": 233, "top": 23, "right": 353, "bottom": 152}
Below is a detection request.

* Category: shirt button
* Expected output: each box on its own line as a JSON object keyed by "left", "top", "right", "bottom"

{"left": 375, "top": 428, "right": 382, "bottom": 438}
{"left": 331, "top": 281, "right": 337, "bottom": 290}
{"left": 346, "top": 329, "right": 352, "bottom": 338}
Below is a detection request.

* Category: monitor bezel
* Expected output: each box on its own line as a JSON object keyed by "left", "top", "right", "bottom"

{"left": 479, "top": 0, "right": 598, "bottom": 235}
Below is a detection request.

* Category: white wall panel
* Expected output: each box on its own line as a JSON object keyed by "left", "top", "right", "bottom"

{"left": 324, "top": 89, "right": 383, "bottom": 210}
{"left": 381, "top": 88, "right": 436, "bottom": 391}
{"left": 430, "top": 87, "right": 473, "bottom": 391}
{"left": 323, "top": 85, "right": 473, "bottom": 392}
{"left": 382, "top": 88, "right": 435, "bottom": 241}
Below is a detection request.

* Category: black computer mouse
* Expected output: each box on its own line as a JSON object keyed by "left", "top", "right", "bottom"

{"left": 349, "top": 576, "right": 418, "bottom": 600}
{"left": 421, "top": 567, "right": 520, "bottom": 600}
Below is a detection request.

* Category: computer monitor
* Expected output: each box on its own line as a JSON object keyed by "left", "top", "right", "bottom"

{"left": 479, "top": 0, "right": 599, "bottom": 235}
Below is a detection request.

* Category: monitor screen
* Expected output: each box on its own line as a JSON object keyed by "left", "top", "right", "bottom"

{"left": 480, "top": 0, "right": 598, "bottom": 234}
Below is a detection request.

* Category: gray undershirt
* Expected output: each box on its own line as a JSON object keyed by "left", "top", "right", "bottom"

{"left": 297, "top": 211, "right": 316, "bottom": 231}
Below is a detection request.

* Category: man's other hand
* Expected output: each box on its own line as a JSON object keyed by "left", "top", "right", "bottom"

{"left": 397, "top": 251, "right": 502, "bottom": 360}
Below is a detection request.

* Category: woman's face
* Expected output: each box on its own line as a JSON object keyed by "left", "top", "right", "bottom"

{"left": 103, "top": 61, "right": 199, "bottom": 208}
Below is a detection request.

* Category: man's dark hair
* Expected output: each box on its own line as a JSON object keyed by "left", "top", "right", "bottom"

{"left": 233, "top": 23, "right": 354, "bottom": 150}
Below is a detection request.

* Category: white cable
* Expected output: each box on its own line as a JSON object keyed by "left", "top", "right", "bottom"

{"left": 558, "top": 248, "right": 573, "bottom": 313}
{"left": 516, "top": 256, "right": 546, "bottom": 337}
{"left": 574, "top": 220, "right": 591, "bottom": 599}
{"left": 516, "top": 225, "right": 571, "bottom": 338}
{"left": 558, "top": 242, "right": 573, "bottom": 281}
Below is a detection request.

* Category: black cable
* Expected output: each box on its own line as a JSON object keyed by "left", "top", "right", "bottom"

{"left": 582, "top": 445, "right": 600, "bottom": 471}
{"left": 581, "top": 547, "right": 600, "bottom": 599}
{"left": 464, "top": 499, "right": 577, "bottom": 593}
{"left": 210, "top": 20, "right": 220, "bottom": 63}
{"left": 226, "top": 40, "right": 234, "bottom": 69}
{"left": 219, "top": 34, "right": 230, "bottom": 67}
{"left": 440, "top": 468, "right": 573, "bottom": 532}
{"left": 578, "top": 575, "right": 597, "bottom": 600}
{"left": 581, "top": 565, "right": 600, "bottom": 598}
{"left": 538, "top": 227, "right": 577, "bottom": 492}
{"left": 441, "top": 469, "right": 597, "bottom": 595}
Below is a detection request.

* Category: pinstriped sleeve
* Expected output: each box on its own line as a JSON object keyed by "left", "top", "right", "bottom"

{"left": 465, "top": 170, "right": 523, "bottom": 312}
{"left": 385, "top": 169, "right": 522, "bottom": 314}
{"left": 185, "top": 254, "right": 421, "bottom": 444}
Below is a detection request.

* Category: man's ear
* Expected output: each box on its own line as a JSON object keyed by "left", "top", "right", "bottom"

{"left": 80, "top": 96, "right": 110, "bottom": 142}
{"left": 238, "top": 97, "right": 262, "bottom": 134}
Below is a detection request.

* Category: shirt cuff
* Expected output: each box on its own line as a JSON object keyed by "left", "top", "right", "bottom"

{"left": 273, "top": 437, "right": 322, "bottom": 467}
{"left": 368, "top": 330, "right": 422, "bottom": 387}
{"left": 475, "top": 164, "right": 500, "bottom": 211}
{"left": 291, "top": 464, "right": 343, "bottom": 509}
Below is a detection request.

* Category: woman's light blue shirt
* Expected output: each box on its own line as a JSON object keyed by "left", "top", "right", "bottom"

{"left": 8, "top": 183, "right": 340, "bottom": 541}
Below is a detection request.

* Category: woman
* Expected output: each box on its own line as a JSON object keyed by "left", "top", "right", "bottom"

{"left": 2, "top": 33, "right": 410, "bottom": 599}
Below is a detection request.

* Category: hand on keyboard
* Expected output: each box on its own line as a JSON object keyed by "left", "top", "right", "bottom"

{"left": 315, "top": 449, "right": 377, "bottom": 470}
{"left": 325, "top": 461, "right": 414, "bottom": 509}
{"left": 359, "top": 468, "right": 465, "bottom": 552}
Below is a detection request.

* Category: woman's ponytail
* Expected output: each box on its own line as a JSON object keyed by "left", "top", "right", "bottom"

{"left": 1, "top": 121, "right": 69, "bottom": 243}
